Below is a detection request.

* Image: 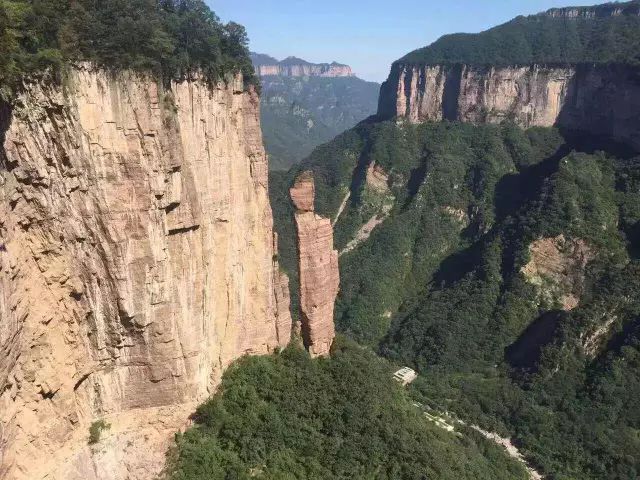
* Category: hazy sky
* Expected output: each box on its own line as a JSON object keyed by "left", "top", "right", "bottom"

{"left": 208, "top": 0, "right": 602, "bottom": 83}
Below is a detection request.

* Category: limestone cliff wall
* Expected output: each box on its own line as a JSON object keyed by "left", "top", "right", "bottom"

{"left": 378, "top": 63, "right": 640, "bottom": 150}
{"left": 290, "top": 174, "right": 338, "bottom": 358}
{"left": 0, "top": 68, "right": 291, "bottom": 480}
{"left": 255, "top": 64, "right": 353, "bottom": 78}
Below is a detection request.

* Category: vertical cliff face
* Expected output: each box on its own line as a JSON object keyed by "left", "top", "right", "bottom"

{"left": 290, "top": 173, "right": 339, "bottom": 357}
{"left": 255, "top": 63, "right": 353, "bottom": 77}
{"left": 379, "top": 63, "right": 640, "bottom": 150}
{"left": 251, "top": 54, "right": 354, "bottom": 78}
{"left": 544, "top": 2, "right": 640, "bottom": 18}
{"left": 0, "top": 68, "right": 291, "bottom": 480}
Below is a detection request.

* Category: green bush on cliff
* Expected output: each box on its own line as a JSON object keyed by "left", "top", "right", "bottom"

{"left": 0, "top": 0, "right": 256, "bottom": 100}
{"left": 167, "top": 338, "right": 529, "bottom": 480}
{"left": 88, "top": 420, "right": 110, "bottom": 445}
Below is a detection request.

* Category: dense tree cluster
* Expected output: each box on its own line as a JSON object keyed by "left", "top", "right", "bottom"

{"left": 167, "top": 339, "right": 528, "bottom": 480}
{"left": 400, "top": 3, "right": 640, "bottom": 66}
{"left": 0, "top": 0, "right": 255, "bottom": 99}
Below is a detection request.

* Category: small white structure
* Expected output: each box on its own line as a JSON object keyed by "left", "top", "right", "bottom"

{"left": 393, "top": 367, "right": 418, "bottom": 386}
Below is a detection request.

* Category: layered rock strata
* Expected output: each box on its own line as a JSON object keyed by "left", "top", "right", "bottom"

{"left": 0, "top": 68, "right": 291, "bottom": 480}
{"left": 253, "top": 57, "right": 353, "bottom": 78}
{"left": 290, "top": 173, "right": 339, "bottom": 357}
{"left": 379, "top": 63, "right": 640, "bottom": 150}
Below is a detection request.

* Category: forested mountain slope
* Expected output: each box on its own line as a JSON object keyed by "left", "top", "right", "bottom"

{"left": 271, "top": 2, "right": 640, "bottom": 478}
{"left": 168, "top": 340, "right": 530, "bottom": 480}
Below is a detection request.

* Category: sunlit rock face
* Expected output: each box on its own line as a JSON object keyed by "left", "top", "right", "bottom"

{"left": 290, "top": 173, "right": 339, "bottom": 358}
{"left": 0, "top": 67, "right": 291, "bottom": 480}
{"left": 379, "top": 63, "right": 640, "bottom": 151}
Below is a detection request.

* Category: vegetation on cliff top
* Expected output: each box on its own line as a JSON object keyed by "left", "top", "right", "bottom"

{"left": 0, "top": 0, "right": 256, "bottom": 99}
{"left": 399, "top": 1, "right": 640, "bottom": 67}
{"left": 168, "top": 338, "right": 528, "bottom": 480}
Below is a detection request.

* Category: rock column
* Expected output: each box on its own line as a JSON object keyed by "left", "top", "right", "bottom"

{"left": 290, "top": 173, "right": 339, "bottom": 357}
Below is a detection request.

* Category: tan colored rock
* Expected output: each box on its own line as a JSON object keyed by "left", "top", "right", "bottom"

{"left": 366, "top": 162, "right": 390, "bottom": 193}
{"left": 290, "top": 174, "right": 339, "bottom": 357}
{"left": 378, "top": 63, "right": 640, "bottom": 150}
{"left": 290, "top": 171, "right": 316, "bottom": 212}
{"left": 0, "top": 67, "right": 290, "bottom": 480}
{"left": 254, "top": 62, "right": 353, "bottom": 78}
{"left": 521, "top": 235, "right": 594, "bottom": 311}
{"left": 441, "top": 206, "right": 469, "bottom": 225}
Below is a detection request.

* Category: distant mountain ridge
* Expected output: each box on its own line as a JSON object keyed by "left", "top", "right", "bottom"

{"left": 251, "top": 52, "right": 353, "bottom": 77}
{"left": 251, "top": 52, "right": 378, "bottom": 170}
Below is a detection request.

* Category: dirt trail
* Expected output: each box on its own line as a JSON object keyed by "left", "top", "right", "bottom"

{"left": 332, "top": 191, "right": 351, "bottom": 226}
{"left": 339, "top": 204, "right": 392, "bottom": 257}
{"left": 416, "top": 403, "right": 544, "bottom": 480}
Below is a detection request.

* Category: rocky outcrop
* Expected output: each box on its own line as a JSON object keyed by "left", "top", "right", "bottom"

{"left": 366, "top": 162, "right": 390, "bottom": 193}
{"left": 290, "top": 173, "right": 339, "bottom": 357}
{"left": 378, "top": 63, "right": 640, "bottom": 151}
{"left": 252, "top": 54, "right": 353, "bottom": 78}
{"left": 521, "top": 235, "right": 594, "bottom": 311}
{"left": 0, "top": 68, "right": 291, "bottom": 480}
{"left": 544, "top": 2, "right": 640, "bottom": 18}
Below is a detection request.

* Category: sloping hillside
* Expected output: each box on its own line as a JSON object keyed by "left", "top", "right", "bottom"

{"left": 270, "top": 2, "right": 640, "bottom": 478}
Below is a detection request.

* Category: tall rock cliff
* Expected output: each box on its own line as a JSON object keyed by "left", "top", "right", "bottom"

{"left": 0, "top": 68, "right": 291, "bottom": 480}
{"left": 378, "top": 1, "right": 640, "bottom": 150}
{"left": 290, "top": 173, "right": 339, "bottom": 357}
{"left": 378, "top": 63, "right": 640, "bottom": 150}
{"left": 251, "top": 54, "right": 353, "bottom": 78}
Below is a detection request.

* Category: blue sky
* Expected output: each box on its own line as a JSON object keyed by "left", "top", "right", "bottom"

{"left": 208, "top": 0, "right": 602, "bottom": 82}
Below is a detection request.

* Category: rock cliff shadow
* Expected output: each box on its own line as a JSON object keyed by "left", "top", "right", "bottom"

{"left": 600, "top": 314, "right": 640, "bottom": 360}
{"left": 505, "top": 310, "right": 565, "bottom": 371}
{"left": 0, "top": 101, "right": 13, "bottom": 170}
{"left": 430, "top": 238, "right": 489, "bottom": 288}
{"left": 494, "top": 143, "right": 573, "bottom": 223}
{"left": 348, "top": 130, "right": 375, "bottom": 206}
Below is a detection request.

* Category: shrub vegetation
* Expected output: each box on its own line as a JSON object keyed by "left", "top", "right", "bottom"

{"left": 168, "top": 339, "right": 528, "bottom": 480}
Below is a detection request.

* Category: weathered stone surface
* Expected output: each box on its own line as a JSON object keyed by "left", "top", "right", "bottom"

{"left": 521, "top": 235, "right": 594, "bottom": 311}
{"left": 254, "top": 59, "right": 353, "bottom": 78}
{"left": 379, "top": 63, "right": 640, "bottom": 151}
{"left": 0, "top": 67, "right": 291, "bottom": 480}
{"left": 290, "top": 171, "right": 316, "bottom": 212}
{"left": 290, "top": 174, "right": 339, "bottom": 357}
{"left": 366, "top": 162, "right": 390, "bottom": 193}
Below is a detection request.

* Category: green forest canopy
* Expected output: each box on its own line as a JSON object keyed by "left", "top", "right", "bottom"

{"left": 277, "top": 119, "right": 640, "bottom": 479}
{"left": 168, "top": 339, "right": 529, "bottom": 480}
{"left": 400, "top": 1, "right": 640, "bottom": 66}
{"left": 0, "top": 0, "right": 256, "bottom": 99}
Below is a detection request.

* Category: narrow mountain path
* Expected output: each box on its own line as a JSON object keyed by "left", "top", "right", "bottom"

{"left": 332, "top": 191, "right": 351, "bottom": 226}
{"left": 415, "top": 403, "right": 544, "bottom": 480}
